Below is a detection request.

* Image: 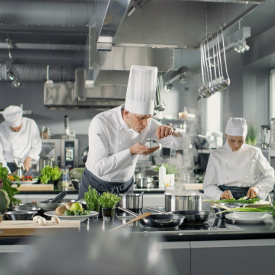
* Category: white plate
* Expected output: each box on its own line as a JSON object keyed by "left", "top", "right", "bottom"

{"left": 231, "top": 212, "right": 269, "bottom": 219}
{"left": 44, "top": 211, "right": 99, "bottom": 222}
{"left": 225, "top": 213, "right": 272, "bottom": 224}
{"left": 12, "top": 178, "right": 39, "bottom": 184}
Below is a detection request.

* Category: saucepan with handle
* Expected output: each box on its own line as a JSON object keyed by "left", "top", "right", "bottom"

{"left": 117, "top": 206, "right": 185, "bottom": 228}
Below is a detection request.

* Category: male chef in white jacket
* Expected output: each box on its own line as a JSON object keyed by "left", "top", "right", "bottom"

{"left": 203, "top": 117, "right": 274, "bottom": 201}
{"left": 0, "top": 105, "right": 42, "bottom": 176}
{"left": 78, "top": 65, "right": 191, "bottom": 198}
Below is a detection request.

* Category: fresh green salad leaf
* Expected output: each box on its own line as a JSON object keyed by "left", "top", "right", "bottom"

{"left": 40, "top": 166, "right": 62, "bottom": 184}
{"left": 64, "top": 209, "right": 90, "bottom": 216}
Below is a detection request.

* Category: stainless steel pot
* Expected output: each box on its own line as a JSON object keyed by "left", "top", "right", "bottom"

{"left": 39, "top": 158, "right": 55, "bottom": 171}
{"left": 119, "top": 193, "right": 143, "bottom": 210}
{"left": 165, "top": 194, "right": 202, "bottom": 212}
{"left": 135, "top": 174, "right": 153, "bottom": 188}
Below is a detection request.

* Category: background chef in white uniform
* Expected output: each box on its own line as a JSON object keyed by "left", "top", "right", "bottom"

{"left": 78, "top": 65, "right": 191, "bottom": 198}
{"left": 203, "top": 117, "right": 274, "bottom": 201}
{"left": 0, "top": 105, "right": 42, "bottom": 176}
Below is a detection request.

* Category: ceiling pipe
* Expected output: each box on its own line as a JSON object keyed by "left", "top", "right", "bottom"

{"left": 0, "top": 1, "right": 93, "bottom": 27}
{"left": 0, "top": 49, "right": 84, "bottom": 66}
{"left": 0, "top": 64, "right": 79, "bottom": 82}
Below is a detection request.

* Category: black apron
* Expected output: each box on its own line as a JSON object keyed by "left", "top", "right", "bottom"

{"left": 77, "top": 167, "right": 133, "bottom": 200}
{"left": 7, "top": 162, "right": 34, "bottom": 177}
{"left": 219, "top": 185, "right": 251, "bottom": 200}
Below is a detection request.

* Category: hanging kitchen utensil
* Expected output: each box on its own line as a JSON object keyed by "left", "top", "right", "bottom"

{"left": 198, "top": 25, "right": 230, "bottom": 100}
{"left": 155, "top": 75, "right": 166, "bottom": 112}
{"left": 109, "top": 212, "right": 152, "bottom": 232}
{"left": 219, "top": 27, "right": 230, "bottom": 88}
{"left": 117, "top": 206, "right": 185, "bottom": 228}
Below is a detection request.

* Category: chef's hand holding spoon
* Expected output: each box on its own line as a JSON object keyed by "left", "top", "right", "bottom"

{"left": 156, "top": 125, "right": 181, "bottom": 139}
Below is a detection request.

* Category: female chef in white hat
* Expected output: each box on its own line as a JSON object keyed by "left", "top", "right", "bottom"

{"left": 0, "top": 105, "right": 42, "bottom": 176}
{"left": 203, "top": 117, "right": 274, "bottom": 200}
{"left": 78, "top": 65, "right": 191, "bottom": 198}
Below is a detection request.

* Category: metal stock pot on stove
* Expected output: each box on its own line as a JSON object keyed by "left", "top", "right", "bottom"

{"left": 118, "top": 193, "right": 144, "bottom": 210}
{"left": 165, "top": 190, "right": 202, "bottom": 212}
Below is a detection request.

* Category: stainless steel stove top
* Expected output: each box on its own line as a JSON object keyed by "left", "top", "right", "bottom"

{"left": 116, "top": 211, "right": 244, "bottom": 234}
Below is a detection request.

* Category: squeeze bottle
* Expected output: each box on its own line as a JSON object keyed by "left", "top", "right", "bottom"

{"left": 159, "top": 164, "right": 166, "bottom": 189}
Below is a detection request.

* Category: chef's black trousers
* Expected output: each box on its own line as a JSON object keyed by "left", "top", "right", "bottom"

{"left": 78, "top": 167, "right": 133, "bottom": 200}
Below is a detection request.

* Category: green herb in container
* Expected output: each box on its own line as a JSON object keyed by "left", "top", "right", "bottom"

{"left": 98, "top": 192, "right": 121, "bottom": 220}
{"left": 83, "top": 186, "right": 100, "bottom": 212}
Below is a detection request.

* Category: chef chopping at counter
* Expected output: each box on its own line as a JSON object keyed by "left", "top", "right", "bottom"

{"left": 78, "top": 65, "right": 191, "bottom": 198}
{"left": 0, "top": 105, "right": 42, "bottom": 176}
{"left": 203, "top": 117, "right": 275, "bottom": 201}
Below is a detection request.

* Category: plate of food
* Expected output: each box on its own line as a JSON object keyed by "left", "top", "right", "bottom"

{"left": 44, "top": 210, "right": 99, "bottom": 222}
{"left": 11, "top": 176, "right": 39, "bottom": 184}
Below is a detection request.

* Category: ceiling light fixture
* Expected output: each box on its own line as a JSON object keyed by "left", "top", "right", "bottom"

{"left": 233, "top": 39, "right": 250, "bottom": 53}
{"left": 164, "top": 83, "right": 173, "bottom": 91}
{"left": 6, "top": 68, "right": 15, "bottom": 81}
{"left": 12, "top": 80, "right": 22, "bottom": 88}
{"left": 179, "top": 74, "right": 187, "bottom": 84}
{"left": 5, "top": 38, "right": 22, "bottom": 87}
{"left": 224, "top": 26, "right": 251, "bottom": 52}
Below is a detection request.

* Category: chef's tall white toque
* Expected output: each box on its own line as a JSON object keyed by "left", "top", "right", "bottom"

{"left": 225, "top": 117, "right": 248, "bottom": 136}
{"left": 2, "top": 105, "right": 23, "bottom": 127}
{"left": 125, "top": 65, "right": 158, "bottom": 115}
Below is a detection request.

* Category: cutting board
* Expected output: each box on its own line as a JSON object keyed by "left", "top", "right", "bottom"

{"left": 0, "top": 220, "right": 80, "bottom": 236}
{"left": 11, "top": 184, "right": 54, "bottom": 191}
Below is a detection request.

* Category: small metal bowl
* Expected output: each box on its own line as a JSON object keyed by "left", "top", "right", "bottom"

{"left": 4, "top": 210, "right": 38, "bottom": 220}
{"left": 13, "top": 204, "right": 41, "bottom": 212}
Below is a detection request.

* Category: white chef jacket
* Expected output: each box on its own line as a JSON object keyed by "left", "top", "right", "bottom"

{"left": 86, "top": 105, "right": 190, "bottom": 183}
{"left": 0, "top": 117, "right": 42, "bottom": 171}
{"left": 203, "top": 142, "right": 275, "bottom": 200}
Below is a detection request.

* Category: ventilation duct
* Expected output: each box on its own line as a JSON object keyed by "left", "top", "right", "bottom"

{"left": 0, "top": 64, "right": 77, "bottom": 82}
{"left": 0, "top": 1, "right": 93, "bottom": 27}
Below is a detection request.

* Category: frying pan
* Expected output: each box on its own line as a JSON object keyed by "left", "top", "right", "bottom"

{"left": 37, "top": 192, "right": 70, "bottom": 212}
{"left": 118, "top": 206, "right": 185, "bottom": 228}
{"left": 147, "top": 208, "right": 210, "bottom": 223}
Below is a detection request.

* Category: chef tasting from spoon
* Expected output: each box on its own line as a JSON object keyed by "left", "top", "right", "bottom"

{"left": 203, "top": 117, "right": 274, "bottom": 201}
{"left": 0, "top": 105, "right": 42, "bottom": 177}
{"left": 78, "top": 65, "right": 190, "bottom": 198}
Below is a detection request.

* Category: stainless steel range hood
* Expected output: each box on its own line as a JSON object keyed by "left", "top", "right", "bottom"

{"left": 44, "top": 36, "right": 175, "bottom": 109}
{"left": 44, "top": 70, "right": 127, "bottom": 110}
